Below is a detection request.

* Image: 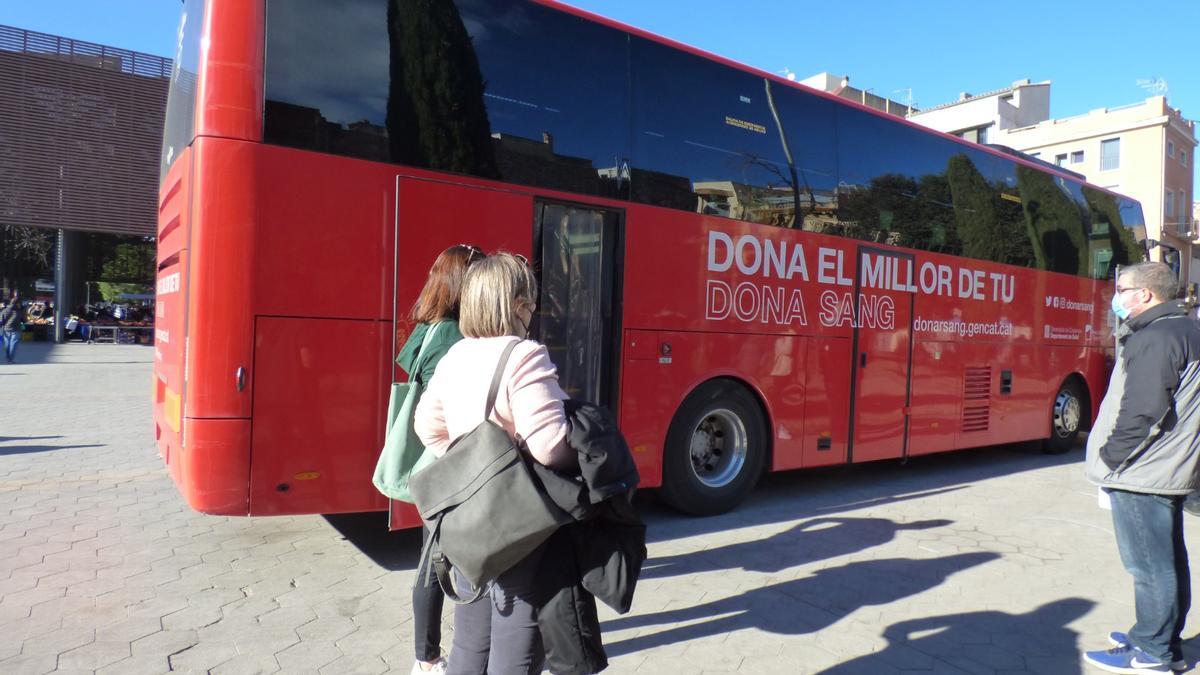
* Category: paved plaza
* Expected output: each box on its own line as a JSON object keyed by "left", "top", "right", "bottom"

{"left": 2, "top": 342, "right": 1200, "bottom": 674}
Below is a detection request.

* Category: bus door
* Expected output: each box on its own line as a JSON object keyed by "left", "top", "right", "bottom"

{"left": 532, "top": 201, "right": 622, "bottom": 408}
{"left": 849, "top": 246, "right": 915, "bottom": 463}
{"left": 388, "top": 176, "right": 534, "bottom": 530}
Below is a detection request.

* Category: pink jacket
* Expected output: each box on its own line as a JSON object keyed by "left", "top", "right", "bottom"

{"left": 414, "top": 336, "right": 572, "bottom": 469}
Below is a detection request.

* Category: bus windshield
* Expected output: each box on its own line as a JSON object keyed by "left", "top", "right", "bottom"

{"left": 160, "top": 0, "right": 205, "bottom": 178}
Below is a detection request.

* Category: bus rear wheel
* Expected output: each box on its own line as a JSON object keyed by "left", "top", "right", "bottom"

{"left": 659, "top": 380, "right": 767, "bottom": 516}
{"left": 1044, "top": 378, "right": 1086, "bottom": 454}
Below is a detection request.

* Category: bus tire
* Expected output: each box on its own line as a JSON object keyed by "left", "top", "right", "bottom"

{"left": 1044, "top": 377, "right": 1086, "bottom": 454}
{"left": 659, "top": 380, "right": 767, "bottom": 516}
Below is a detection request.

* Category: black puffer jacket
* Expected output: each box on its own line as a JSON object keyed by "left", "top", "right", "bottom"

{"left": 533, "top": 400, "right": 646, "bottom": 675}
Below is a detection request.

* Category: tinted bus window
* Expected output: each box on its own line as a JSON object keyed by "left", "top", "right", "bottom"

{"left": 835, "top": 107, "right": 961, "bottom": 252}
{"left": 771, "top": 87, "right": 839, "bottom": 231}
{"left": 264, "top": 0, "right": 630, "bottom": 199}
{"left": 161, "top": 0, "right": 205, "bottom": 177}
{"left": 952, "top": 148, "right": 1037, "bottom": 268}
{"left": 630, "top": 37, "right": 814, "bottom": 227}
{"left": 1081, "top": 186, "right": 1147, "bottom": 278}
{"left": 1014, "top": 165, "right": 1089, "bottom": 276}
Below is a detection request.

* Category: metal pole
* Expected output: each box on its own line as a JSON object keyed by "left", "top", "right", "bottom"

{"left": 54, "top": 228, "right": 66, "bottom": 343}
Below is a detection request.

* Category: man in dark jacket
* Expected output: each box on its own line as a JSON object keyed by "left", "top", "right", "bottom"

{"left": 1083, "top": 262, "right": 1200, "bottom": 675}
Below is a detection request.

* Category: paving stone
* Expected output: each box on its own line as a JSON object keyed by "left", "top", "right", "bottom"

{"left": 319, "top": 653, "right": 389, "bottom": 674}
{"left": 57, "top": 640, "right": 131, "bottom": 670}
{"left": 94, "top": 617, "right": 164, "bottom": 644}
{"left": 166, "top": 639, "right": 239, "bottom": 672}
{"left": 272, "top": 639, "right": 342, "bottom": 671}
{"left": 209, "top": 653, "right": 282, "bottom": 675}
{"left": 0, "top": 651, "right": 58, "bottom": 674}
{"left": 129, "top": 628, "right": 198, "bottom": 657}
{"left": 94, "top": 654, "right": 171, "bottom": 675}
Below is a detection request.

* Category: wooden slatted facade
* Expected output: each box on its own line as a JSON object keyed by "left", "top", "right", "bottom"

{"left": 0, "top": 25, "right": 171, "bottom": 237}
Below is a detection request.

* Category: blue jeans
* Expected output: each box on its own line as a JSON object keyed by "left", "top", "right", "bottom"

{"left": 1108, "top": 488, "right": 1190, "bottom": 663}
{"left": 2, "top": 329, "right": 17, "bottom": 362}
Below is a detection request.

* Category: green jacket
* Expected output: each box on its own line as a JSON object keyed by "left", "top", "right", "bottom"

{"left": 396, "top": 320, "right": 464, "bottom": 384}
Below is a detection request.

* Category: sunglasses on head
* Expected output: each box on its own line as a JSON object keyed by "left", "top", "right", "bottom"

{"left": 457, "top": 243, "right": 484, "bottom": 265}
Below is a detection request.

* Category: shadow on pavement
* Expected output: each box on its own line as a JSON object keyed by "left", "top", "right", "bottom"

{"left": 603, "top": 551, "right": 1000, "bottom": 656}
{"left": 0, "top": 435, "right": 63, "bottom": 443}
{"left": 330, "top": 439, "right": 1082, "bottom": 571}
{"left": 814, "top": 597, "right": 1094, "bottom": 674}
{"left": 632, "top": 440, "right": 1082, "bottom": 546}
{"left": 323, "top": 510, "right": 424, "bottom": 570}
{"left": 0, "top": 444, "right": 104, "bottom": 456}
{"left": 642, "top": 516, "right": 954, "bottom": 579}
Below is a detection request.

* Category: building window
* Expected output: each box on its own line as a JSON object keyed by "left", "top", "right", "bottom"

{"left": 1055, "top": 153, "right": 1067, "bottom": 166}
{"left": 1182, "top": 150, "right": 1188, "bottom": 168}
{"left": 1168, "top": 140, "right": 1175, "bottom": 158}
{"left": 1166, "top": 189, "right": 1174, "bottom": 219}
{"left": 1071, "top": 150, "right": 1084, "bottom": 164}
{"left": 1100, "top": 138, "right": 1120, "bottom": 171}
{"left": 957, "top": 125, "right": 992, "bottom": 144}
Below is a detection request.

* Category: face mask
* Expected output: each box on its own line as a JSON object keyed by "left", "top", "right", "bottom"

{"left": 1111, "top": 292, "right": 1131, "bottom": 320}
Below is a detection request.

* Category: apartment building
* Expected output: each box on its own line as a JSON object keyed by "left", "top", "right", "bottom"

{"left": 910, "top": 85, "right": 1198, "bottom": 287}
{"left": 799, "top": 72, "right": 916, "bottom": 118}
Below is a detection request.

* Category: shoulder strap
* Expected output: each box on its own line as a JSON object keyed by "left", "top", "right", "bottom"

{"left": 415, "top": 515, "right": 488, "bottom": 604}
{"left": 484, "top": 339, "right": 522, "bottom": 420}
{"left": 408, "top": 322, "right": 443, "bottom": 384}
{"left": 416, "top": 321, "right": 442, "bottom": 360}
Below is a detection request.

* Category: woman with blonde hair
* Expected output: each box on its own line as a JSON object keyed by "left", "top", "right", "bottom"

{"left": 415, "top": 252, "right": 573, "bottom": 674}
{"left": 399, "top": 243, "right": 483, "bottom": 675}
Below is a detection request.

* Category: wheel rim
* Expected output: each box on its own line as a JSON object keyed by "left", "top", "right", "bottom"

{"left": 1053, "top": 389, "right": 1081, "bottom": 438}
{"left": 687, "top": 408, "right": 748, "bottom": 488}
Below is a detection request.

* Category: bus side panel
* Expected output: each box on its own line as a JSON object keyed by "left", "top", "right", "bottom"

{"left": 197, "top": 0, "right": 264, "bottom": 143}
{"left": 799, "top": 337, "right": 850, "bottom": 469}
{"left": 154, "top": 148, "right": 191, "bottom": 496}
{"left": 618, "top": 330, "right": 810, "bottom": 485}
{"left": 907, "top": 340, "right": 960, "bottom": 456}
{"left": 998, "top": 343, "right": 1061, "bottom": 443}
{"left": 181, "top": 419, "right": 251, "bottom": 515}
{"left": 1084, "top": 347, "right": 1111, "bottom": 425}
{"left": 394, "top": 177, "right": 537, "bottom": 370}
{"left": 250, "top": 316, "right": 390, "bottom": 516}
{"left": 186, "top": 138, "right": 257, "bottom": 420}
{"left": 255, "top": 146, "right": 394, "bottom": 322}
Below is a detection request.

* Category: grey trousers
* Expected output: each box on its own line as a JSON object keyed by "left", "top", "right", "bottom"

{"left": 446, "top": 544, "right": 546, "bottom": 675}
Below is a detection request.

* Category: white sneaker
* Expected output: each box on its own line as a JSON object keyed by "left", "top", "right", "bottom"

{"left": 411, "top": 657, "right": 448, "bottom": 675}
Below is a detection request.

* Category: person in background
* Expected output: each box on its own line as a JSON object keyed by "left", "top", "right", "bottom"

{"left": 414, "top": 252, "right": 575, "bottom": 675}
{"left": 1083, "top": 262, "right": 1200, "bottom": 675}
{"left": 399, "top": 244, "right": 483, "bottom": 675}
{"left": 1, "top": 290, "right": 24, "bottom": 364}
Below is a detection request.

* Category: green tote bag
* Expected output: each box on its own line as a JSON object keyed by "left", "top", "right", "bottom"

{"left": 372, "top": 322, "right": 442, "bottom": 502}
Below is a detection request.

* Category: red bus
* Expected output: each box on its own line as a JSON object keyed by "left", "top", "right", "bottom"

{"left": 154, "top": 0, "right": 1146, "bottom": 525}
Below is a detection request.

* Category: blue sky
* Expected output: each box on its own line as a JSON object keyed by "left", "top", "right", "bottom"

{"left": 3, "top": 0, "right": 1197, "bottom": 192}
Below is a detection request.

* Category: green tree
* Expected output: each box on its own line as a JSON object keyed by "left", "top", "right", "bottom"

{"left": 1017, "top": 166, "right": 1088, "bottom": 275}
{"left": 945, "top": 154, "right": 1035, "bottom": 266}
{"left": 386, "top": 0, "right": 498, "bottom": 177}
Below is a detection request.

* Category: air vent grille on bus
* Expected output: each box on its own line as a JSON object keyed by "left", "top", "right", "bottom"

{"left": 962, "top": 366, "right": 992, "bottom": 433}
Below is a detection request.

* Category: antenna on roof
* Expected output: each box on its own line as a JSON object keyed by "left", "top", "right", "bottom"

{"left": 1136, "top": 77, "right": 1168, "bottom": 96}
{"left": 778, "top": 67, "right": 796, "bottom": 82}
{"left": 893, "top": 88, "right": 913, "bottom": 111}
